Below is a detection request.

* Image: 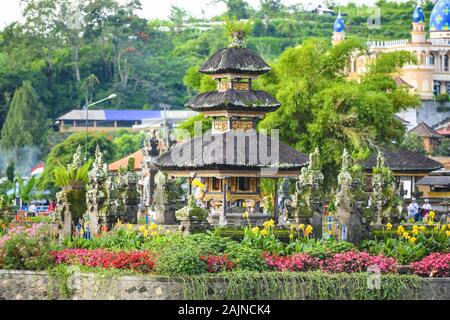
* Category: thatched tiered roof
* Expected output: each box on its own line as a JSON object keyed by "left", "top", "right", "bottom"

{"left": 186, "top": 90, "right": 281, "bottom": 112}
{"left": 200, "top": 47, "right": 271, "bottom": 75}
{"left": 363, "top": 149, "right": 442, "bottom": 173}
{"left": 154, "top": 131, "right": 308, "bottom": 177}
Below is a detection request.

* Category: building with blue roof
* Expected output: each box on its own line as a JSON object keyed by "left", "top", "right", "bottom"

{"left": 57, "top": 109, "right": 197, "bottom": 132}
{"left": 332, "top": 11, "right": 346, "bottom": 45}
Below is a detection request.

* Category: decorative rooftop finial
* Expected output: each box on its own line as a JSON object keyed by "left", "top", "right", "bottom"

{"left": 225, "top": 18, "right": 252, "bottom": 48}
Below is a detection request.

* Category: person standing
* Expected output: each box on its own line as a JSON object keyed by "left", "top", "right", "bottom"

{"left": 407, "top": 198, "right": 419, "bottom": 221}
{"left": 422, "top": 199, "right": 432, "bottom": 220}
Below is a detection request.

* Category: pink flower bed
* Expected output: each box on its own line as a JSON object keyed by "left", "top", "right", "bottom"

{"left": 265, "top": 252, "right": 397, "bottom": 274}
{"left": 265, "top": 253, "right": 321, "bottom": 272}
{"left": 51, "top": 249, "right": 156, "bottom": 273}
{"left": 321, "top": 251, "right": 397, "bottom": 274}
{"left": 410, "top": 253, "right": 450, "bottom": 278}
{"left": 200, "top": 255, "right": 235, "bottom": 273}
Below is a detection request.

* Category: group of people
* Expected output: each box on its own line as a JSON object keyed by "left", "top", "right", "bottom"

{"left": 407, "top": 198, "right": 433, "bottom": 222}
{"left": 26, "top": 201, "right": 55, "bottom": 217}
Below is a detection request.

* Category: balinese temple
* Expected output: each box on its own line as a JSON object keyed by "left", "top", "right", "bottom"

{"left": 363, "top": 149, "right": 442, "bottom": 200}
{"left": 154, "top": 31, "right": 308, "bottom": 225}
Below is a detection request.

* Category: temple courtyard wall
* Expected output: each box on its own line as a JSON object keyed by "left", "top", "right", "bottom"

{"left": 0, "top": 270, "right": 449, "bottom": 300}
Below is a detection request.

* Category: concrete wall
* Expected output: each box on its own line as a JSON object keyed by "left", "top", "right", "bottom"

{"left": 0, "top": 270, "right": 449, "bottom": 300}
{"left": 399, "top": 101, "right": 450, "bottom": 130}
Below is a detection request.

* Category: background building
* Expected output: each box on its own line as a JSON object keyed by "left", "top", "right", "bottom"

{"left": 57, "top": 109, "right": 197, "bottom": 132}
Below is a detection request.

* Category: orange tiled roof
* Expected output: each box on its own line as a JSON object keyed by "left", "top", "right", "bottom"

{"left": 108, "top": 149, "right": 143, "bottom": 172}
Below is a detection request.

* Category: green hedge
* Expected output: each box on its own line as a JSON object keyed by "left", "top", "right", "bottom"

{"left": 181, "top": 271, "right": 423, "bottom": 300}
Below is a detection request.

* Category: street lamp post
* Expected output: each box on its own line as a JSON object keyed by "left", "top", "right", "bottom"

{"left": 84, "top": 94, "right": 117, "bottom": 163}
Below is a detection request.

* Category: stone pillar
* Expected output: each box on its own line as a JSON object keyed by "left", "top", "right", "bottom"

{"left": 220, "top": 179, "right": 228, "bottom": 226}
{"left": 273, "top": 178, "right": 279, "bottom": 223}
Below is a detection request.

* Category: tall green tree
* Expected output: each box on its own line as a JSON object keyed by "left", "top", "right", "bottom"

{"left": 215, "top": 0, "right": 251, "bottom": 19}
{"left": 401, "top": 133, "right": 426, "bottom": 155}
{"left": 1, "top": 81, "right": 47, "bottom": 149}
{"left": 258, "top": 39, "right": 420, "bottom": 186}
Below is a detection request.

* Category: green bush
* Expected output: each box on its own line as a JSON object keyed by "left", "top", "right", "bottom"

{"left": 286, "top": 239, "right": 356, "bottom": 258}
{"left": 156, "top": 241, "right": 207, "bottom": 276}
{"left": 0, "top": 231, "right": 54, "bottom": 270}
{"left": 224, "top": 243, "right": 267, "bottom": 272}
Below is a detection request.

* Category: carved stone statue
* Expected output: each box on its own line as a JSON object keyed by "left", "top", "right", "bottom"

{"left": 86, "top": 145, "right": 109, "bottom": 236}
{"left": 372, "top": 151, "right": 396, "bottom": 225}
{"left": 292, "top": 148, "right": 324, "bottom": 238}
{"left": 335, "top": 149, "right": 363, "bottom": 244}
{"left": 153, "top": 171, "right": 182, "bottom": 225}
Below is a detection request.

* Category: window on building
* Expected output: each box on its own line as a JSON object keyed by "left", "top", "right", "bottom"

{"left": 74, "top": 120, "right": 95, "bottom": 127}
{"left": 212, "top": 178, "right": 222, "bottom": 192}
{"left": 96, "top": 121, "right": 115, "bottom": 128}
{"left": 116, "top": 121, "right": 135, "bottom": 128}
{"left": 429, "top": 55, "right": 434, "bottom": 65}
{"left": 238, "top": 177, "right": 250, "bottom": 191}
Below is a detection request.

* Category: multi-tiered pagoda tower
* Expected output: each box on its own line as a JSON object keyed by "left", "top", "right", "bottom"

{"left": 155, "top": 31, "right": 308, "bottom": 226}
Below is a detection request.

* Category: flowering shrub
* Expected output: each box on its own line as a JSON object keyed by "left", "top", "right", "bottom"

{"left": 264, "top": 252, "right": 397, "bottom": 274}
{"left": 199, "top": 254, "right": 235, "bottom": 273}
{"left": 265, "top": 253, "right": 321, "bottom": 272}
{"left": 51, "top": 249, "right": 156, "bottom": 273}
{"left": 0, "top": 224, "right": 56, "bottom": 270}
{"left": 410, "top": 253, "right": 450, "bottom": 278}
{"left": 321, "top": 251, "right": 397, "bottom": 274}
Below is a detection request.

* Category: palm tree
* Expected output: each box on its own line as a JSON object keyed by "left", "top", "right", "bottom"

{"left": 15, "top": 175, "right": 37, "bottom": 206}
{"left": 276, "top": 19, "right": 302, "bottom": 41}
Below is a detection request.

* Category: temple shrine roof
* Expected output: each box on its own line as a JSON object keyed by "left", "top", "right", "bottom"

{"left": 200, "top": 47, "right": 271, "bottom": 75}
{"left": 154, "top": 131, "right": 308, "bottom": 173}
{"left": 363, "top": 149, "right": 443, "bottom": 173}
{"left": 186, "top": 90, "right": 281, "bottom": 112}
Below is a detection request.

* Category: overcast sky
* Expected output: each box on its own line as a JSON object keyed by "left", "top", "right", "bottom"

{"left": 0, "top": 0, "right": 408, "bottom": 29}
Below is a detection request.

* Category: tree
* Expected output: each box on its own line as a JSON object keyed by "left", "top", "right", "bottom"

{"left": 6, "top": 162, "right": 15, "bottom": 183}
{"left": 276, "top": 19, "right": 301, "bottom": 40}
{"left": 260, "top": 0, "right": 284, "bottom": 17}
{"left": 435, "top": 138, "right": 450, "bottom": 156}
{"left": 39, "top": 132, "right": 115, "bottom": 191}
{"left": 215, "top": 0, "right": 251, "bottom": 19}
{"left": 169, "top": 5, "right": 188, "bottom": 32}
{"left": 259, "top": 40, "right": 420, "bottom": 186}
{"left": 1, "top": 81, "right": 48, "bottom": 150}
{"left": 15, "top": 175, "right": 37, "bottom": 205}
{"left": 113, "top": 131, "right": 144, "bottom": 160}
{"left": 401, "top": 133, "right": 426, "bottom": 155}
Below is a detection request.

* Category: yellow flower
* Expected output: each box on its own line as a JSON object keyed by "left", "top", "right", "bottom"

{"left": 148, "top": 223, "right": 157, "bottom": 231}
{"left": 143, "top": 229, "right": 148, "bottom": 237}
{"left": 446, "top": 230, "right": 450, "bottom": 237}
{"left": 429, "top": 211, "right": 435, "bottom": 219}
{"left": 386, "top": 223, "right": 392, "bottom": 231}
{"left": 150, "top": 231, "right": 157, "bottom": 237}
{"left": 428, "top": 220, "right": 434, "bottom": 226}
{"left": 251, "top": 227, "right": 260, "bottom": 234}
{"left": 397, "top": 226, "right": 405, "bottom": 235}
{"left": 243, "top": 211, "right": 249, "bottom": 219}
{"left": 289, "top": 233, "right": 294, "bottom": 240}
{"left": 115, "top": 219, "right": 122, "bottom": 228}
{"left": 261, "top": 229, "right": 268, "bottom": 237}
{"left": 304, "top": 225, "right": 313, "bottom": 236}
{"left": 409, "top": 237, "right": 417, "bottom": 244}
{"left": 441, "top": 224, "right": 447, "bottom": 231}
{"left": 139, "top": 226, "right": 146, "bottom": 234}
{"left": 420, "top": 226, "right": 426, "bottom": 232}
{"left": 127, "top": 224, "right": 133, "bottom": 231}
{"left": 264, "top": 219, "right": 275, "bottom": 229}
{"left": 402, "top": 232, "right": 410, "bottom": 239}
{"left": 298, "top": 224, "right": 305, "bottom": 230}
